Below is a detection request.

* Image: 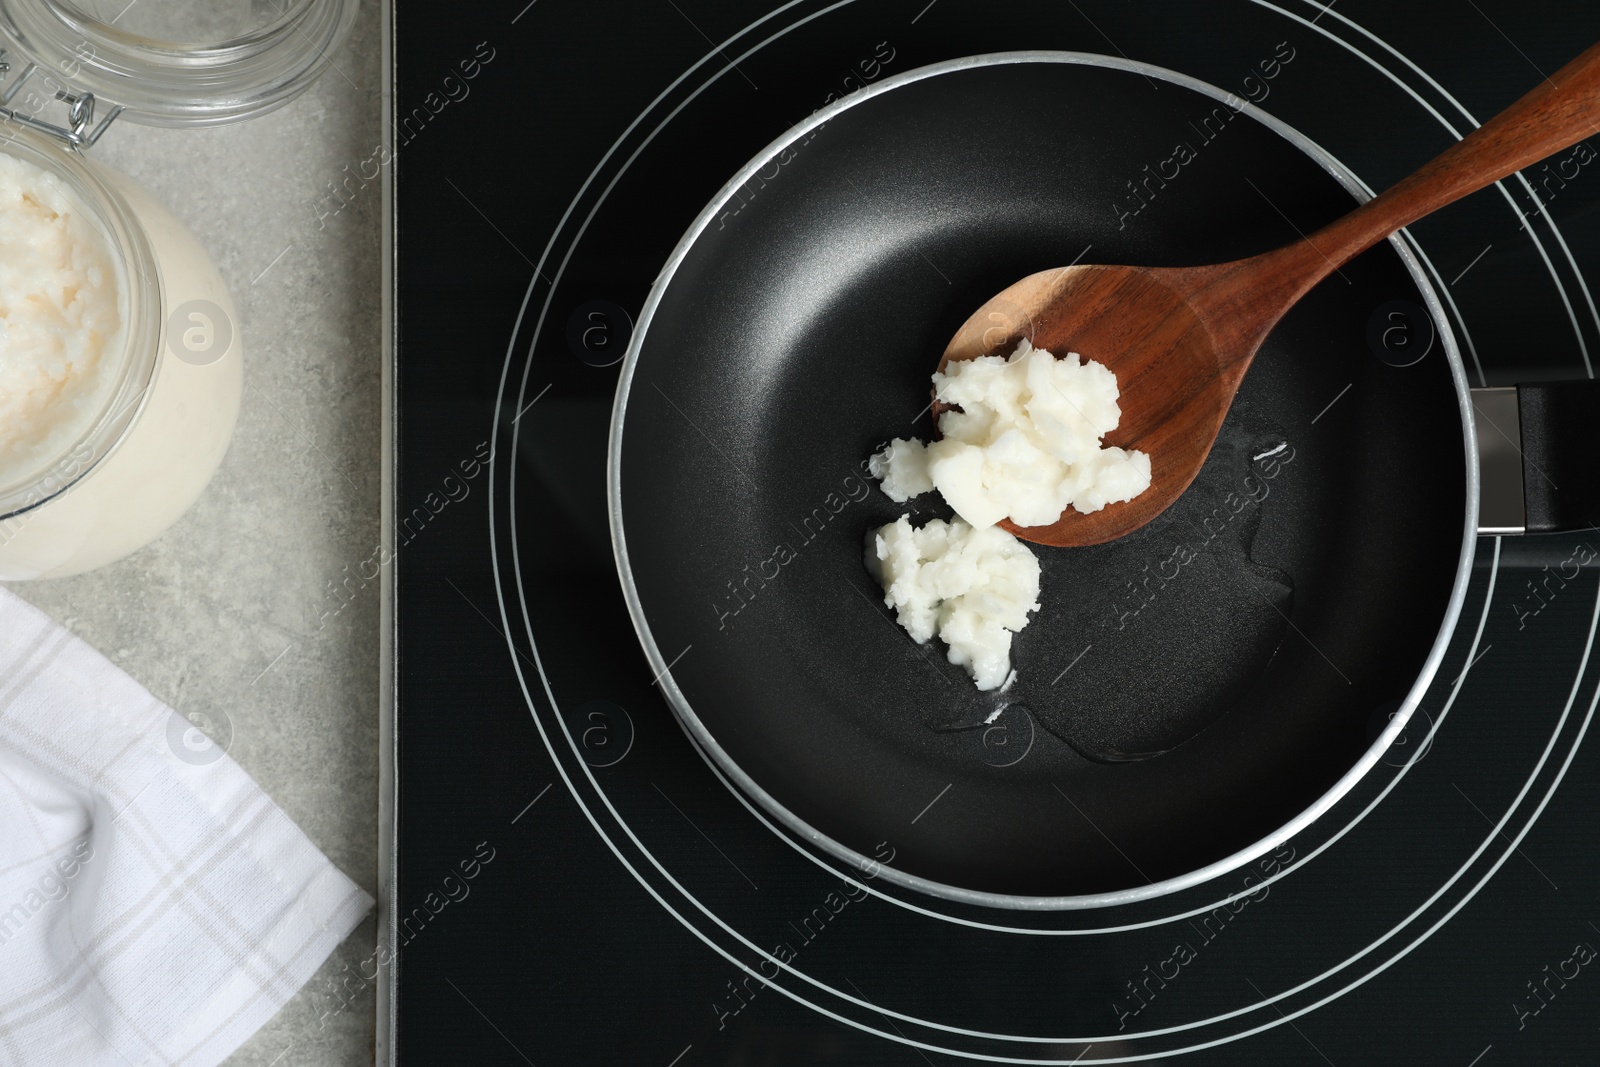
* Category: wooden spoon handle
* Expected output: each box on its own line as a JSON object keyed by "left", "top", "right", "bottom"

{"left": 1256, "top": 39, "right": 1600, "bottom": 302}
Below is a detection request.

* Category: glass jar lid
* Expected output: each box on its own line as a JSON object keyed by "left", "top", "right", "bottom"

{"left": 0, "top": 0, "right": 359, "bottom": 128}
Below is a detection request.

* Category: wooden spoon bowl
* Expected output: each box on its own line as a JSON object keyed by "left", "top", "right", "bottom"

{"left": 939, "top": 262, "right": 1244, "bottom": 547}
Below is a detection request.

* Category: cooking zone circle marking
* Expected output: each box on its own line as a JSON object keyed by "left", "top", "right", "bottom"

{"left": 487, "top": 1, "right": 1592, "bottom": 1059}
{"left": 515, "top": 43, "right": 1510, "bottom": 1067}
{"left": 496, "top": 10, "right": 1561, "bottom": 1049}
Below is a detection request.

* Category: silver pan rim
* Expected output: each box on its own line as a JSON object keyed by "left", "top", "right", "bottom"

{"left": 607, "top": 48, "right": 1478, "bottom": 911}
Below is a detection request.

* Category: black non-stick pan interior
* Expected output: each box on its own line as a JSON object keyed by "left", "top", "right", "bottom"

{"left": 613, "top": 55, "right": 1468, "bottom": 900}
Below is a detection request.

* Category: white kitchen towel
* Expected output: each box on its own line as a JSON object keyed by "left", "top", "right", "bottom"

{"left": 0, "top": 587, "right": 373, "bottom": 1066}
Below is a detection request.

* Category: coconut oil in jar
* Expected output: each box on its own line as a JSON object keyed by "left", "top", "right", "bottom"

{"left": 0, "top": 127, "right": 242, "bottom": 579}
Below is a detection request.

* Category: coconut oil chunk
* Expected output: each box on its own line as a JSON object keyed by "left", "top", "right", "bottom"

{"left": 0, "top": 153, "right": 122, "bottom": 483}
{"left": 871, "top": 338, "right": 1151, "bottom": 528}
{"left": 865, "top": 516, "right": 1041, "bottom": 690}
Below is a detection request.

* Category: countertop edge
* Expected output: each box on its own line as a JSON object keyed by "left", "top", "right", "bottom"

{"left": 375, "top": 0, "right": 399, "bottom": 1062}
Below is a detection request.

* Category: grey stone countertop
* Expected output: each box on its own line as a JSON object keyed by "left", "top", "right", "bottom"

{"left": 1, "top": 6, "right": 386, "bottom": 1067}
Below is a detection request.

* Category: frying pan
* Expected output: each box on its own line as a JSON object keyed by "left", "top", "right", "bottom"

{"left": 609, "top": 52, "right": 1484, "bottom": 907}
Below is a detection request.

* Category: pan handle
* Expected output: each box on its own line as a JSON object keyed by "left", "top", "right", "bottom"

{"left": 1474, "top": 382, "right": 1600, "bottom": 535}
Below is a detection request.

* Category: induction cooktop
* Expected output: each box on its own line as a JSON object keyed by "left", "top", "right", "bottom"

{"left": 386, "top": 1, "right": 1600, "bottom": 1062}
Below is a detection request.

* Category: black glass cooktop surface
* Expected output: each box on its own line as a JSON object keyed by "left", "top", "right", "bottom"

{"left": 393, "top": 1, "right": 1600, "bottom": 1062}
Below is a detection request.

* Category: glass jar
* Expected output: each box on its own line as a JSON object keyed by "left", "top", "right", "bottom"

{"left": 0, "top": 0, "right": 358, "bottom": 578}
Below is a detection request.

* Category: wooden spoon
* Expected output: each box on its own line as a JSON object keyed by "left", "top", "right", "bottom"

{"left": 939, "top": 40, "right": 1600, "bottom": 548}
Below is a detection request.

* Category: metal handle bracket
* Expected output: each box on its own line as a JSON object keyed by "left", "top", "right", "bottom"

{"left": 1473, "top": 386, "right": 1526, "bottom": 535}
{"left": 0, "top": 50, "right": 122, "bottom": 149}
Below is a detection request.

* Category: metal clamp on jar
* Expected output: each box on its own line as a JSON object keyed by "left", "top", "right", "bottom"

{"left": 0, "top": 0, "right": 358, "bottom": 579}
